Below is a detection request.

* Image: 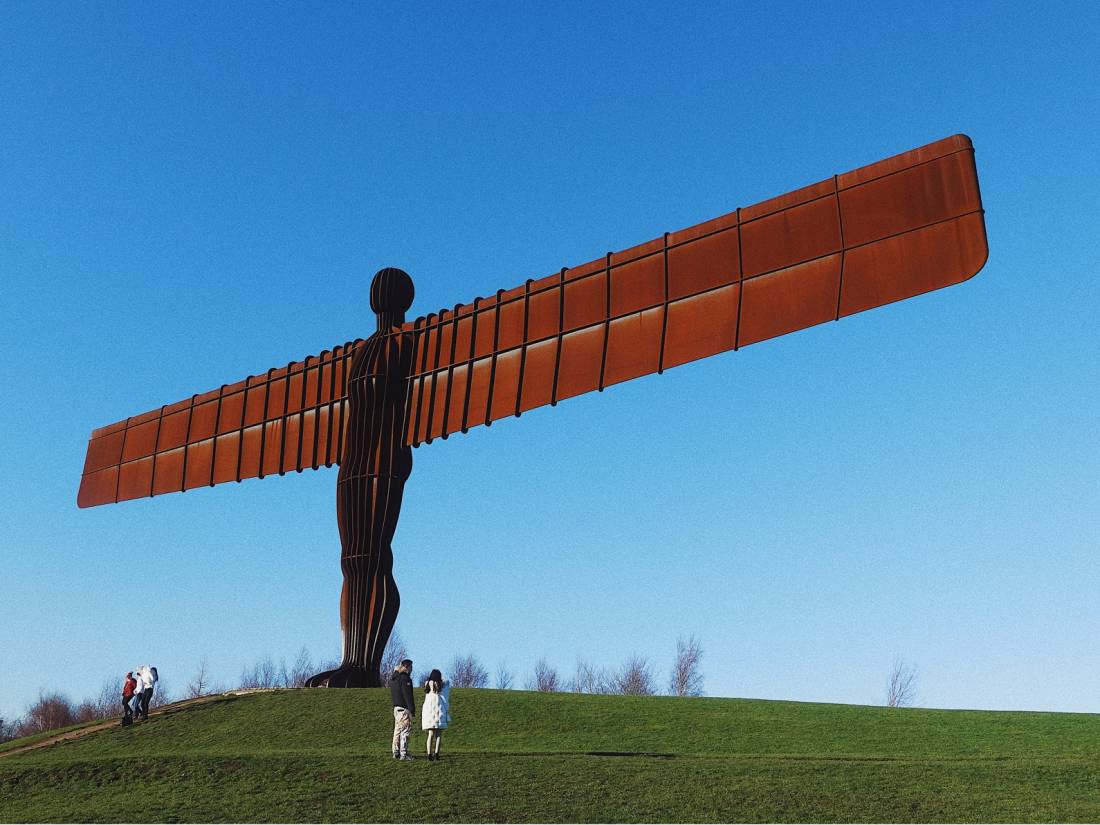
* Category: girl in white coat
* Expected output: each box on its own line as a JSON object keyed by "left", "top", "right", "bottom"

{"left": 421, "top": 669, "right": 450, "bottom": 761}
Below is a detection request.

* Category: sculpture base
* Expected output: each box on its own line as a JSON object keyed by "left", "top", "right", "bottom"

{"left": 306, "top": 665, "right": 380, "bottom": 688}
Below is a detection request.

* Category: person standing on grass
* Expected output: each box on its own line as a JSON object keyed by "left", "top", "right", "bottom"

{"left": 121, "top": 672, "right": 137, "bottom": 724}
{"left": 137, "top": 665, "right": 158, "bottom": 720}
{"left": 132, "top": 667, "right": 146, "bottom": 720}
{"left": 388, "top": 659, "right": 415, "bottom": 760}
{"left": 420, "top": 669, "right": 450, "bottom": 762}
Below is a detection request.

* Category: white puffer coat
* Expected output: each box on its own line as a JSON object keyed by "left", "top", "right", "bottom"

{"left": 420, "top": 680, "right": 451, "bottom": 730}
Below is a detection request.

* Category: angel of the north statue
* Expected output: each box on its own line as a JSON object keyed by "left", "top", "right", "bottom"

{"left": 78, "top": 134, "right": 987, "bottom": 687}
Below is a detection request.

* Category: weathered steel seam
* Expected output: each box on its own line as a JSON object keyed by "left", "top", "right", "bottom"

{"left": 658, "top": 232, "right": 669, "bottom": 374}
{"left": 113, "top": 416, "right": 130, "bottom": 502}
{"left": 276, "top": 360, "right": 294, "bottom": 475}
{"left": 328, "top": 352, "right": 339, "bottom": 466}
{"left": 400, "top": 318, "right": 423, "bottom": 448}
{"left": 179, "top": 393, "right": 198, "bottom": 493}
{"left": 314, "top": 352, "right": 328, "bottom": 467}
{"left": 733, "top": 208, "right": 744, "bottom": 351}
{"left": 257, "top": 367, "right": 275, "bottom": 479}
{"left": 550, "top": 267, "right": 567, "bottom": 405}
{"left": 598, "top": 252, "right": 611, "bottom": 392}
{"left": 293, "top": 356, "right": 310, "bottom": 473}
{"left": 483, "top": 289, "right": 504, "bottom": 428}
{"left": 440, "top": 303, "right": 462, "bottom": 439}
{"left": 514, "top": 279, "right": 532, "bottom": 418}
{"left": 423, "top": 308, "right": 446, "bottom": 444}
{"left": 333, "top": 343, "right": 352, "bottom": 465}
{"left": 404, "top": 206, "right": 984, "bottom": 385}
{"left": 233, "top": 376, "right": 251, "bottom": 483}
{"left": 834, "top": 145, "right": 974, "bottom": 194}
{"left": 833, "top": 175, "right": 848, "bottom": 322}
{"left": 460, "top": 298, "right": 480, "bottom": 433}
{"left": 147, "top": 403, "right": 165, "bottom": 498}
{"left": 204, "top": 382, "right": 224, "bottom": 485}
{"left": 404, "top": 146, "right": 977, "bottom": 341}
{"left": 412, "top": 315, "right": 433, "bottom": 447}
{"left": 100, "top": 195, "right": 985, "bottom": 481}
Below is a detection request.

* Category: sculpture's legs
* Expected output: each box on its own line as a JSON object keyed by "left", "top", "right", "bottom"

{"left": 308, "top": 465, "right": 409, "bottom": 688}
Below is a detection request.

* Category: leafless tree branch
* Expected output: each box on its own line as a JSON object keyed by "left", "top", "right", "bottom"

{"left": 669, "top": 635, "right": 704, "bottom": 697}
{"left": 886, "top": 657, "right": 918, "bottom": 708}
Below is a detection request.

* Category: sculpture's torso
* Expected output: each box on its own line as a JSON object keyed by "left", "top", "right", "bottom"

{"left": 339, "top": 328, "right": 414, "bottom": 486}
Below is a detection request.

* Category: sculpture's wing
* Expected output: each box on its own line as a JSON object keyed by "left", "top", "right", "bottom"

{"left": 80, "top": 134, "right": 987, "bottom": 506}
{"left": 78, "top": 340, "right": 364, "bottom": 507}
{"left": 402, "top": 134, "right": 987, "bottom": 447}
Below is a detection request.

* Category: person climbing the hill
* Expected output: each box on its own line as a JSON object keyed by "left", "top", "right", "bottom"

{"left": 420, "top": 668, "right": 451, "bottom": 762}
{"left": 137, "top": 665, "right": 158, "bottom": 721}
{"left": 388, "top": 659, "right": 415, "bottom": 760}
{"left": 132, "top": 667, "right": 146, "bottom": 720}
{"left": 121, "top": 672, "right": 137, "bottom": 725}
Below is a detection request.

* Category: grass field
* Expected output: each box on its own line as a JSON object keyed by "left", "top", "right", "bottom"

{"left": 2, "top": 688, "right": 1100, "bottom": 822}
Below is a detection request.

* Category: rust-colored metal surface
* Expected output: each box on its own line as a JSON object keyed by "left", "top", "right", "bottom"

{"left": 401, "top": 133, "right": 986, "bottom": 445}
{"left": 78, "top": 135, "right": 987, "bottom": 685}
{"left": 306, "top": 269, "right": 414, "bottom": 687}
{"left": 79, "top": 134, "right": 986, "bottom": 508}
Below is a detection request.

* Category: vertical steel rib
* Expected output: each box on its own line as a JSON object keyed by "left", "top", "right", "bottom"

{"left": 598, "top": 252, "right": 611, "bottom": 392}
{"left": 550, "top": 267, "right": 566, "bottom": 405}
{"left": 514, "top": 280, "right": 532, "bottom": 417}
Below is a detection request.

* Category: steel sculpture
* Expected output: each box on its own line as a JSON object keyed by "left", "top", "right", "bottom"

{"left": 78, "top": 134, "right": 988, "bottom": 687}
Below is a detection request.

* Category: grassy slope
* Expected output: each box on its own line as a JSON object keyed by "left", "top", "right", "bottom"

{"left": 2, "top": 689, "right": 1100, "bottom": 822}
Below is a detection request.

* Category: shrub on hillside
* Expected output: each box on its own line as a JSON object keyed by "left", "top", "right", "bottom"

{"left": 529, "top": 659, "right": 561, "bottom": 692}
{"left": 16, "top": 692, "right": 77, "bottom": 736}
{"left": 611, "top": 655, "right": 655, "bottom": 696}
{"left": 449, "top": 654, "right": 489, "bottom": 688}
{"left": 495, "top": 662, "right": 514, "bottom": 690}
{"left": 571, "top": 659, "right": 612, "bottom": 694}
{"left": 668, "top": 635, "right": 704, "bottom": 697}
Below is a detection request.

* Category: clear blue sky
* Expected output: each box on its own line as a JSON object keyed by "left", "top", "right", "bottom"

{"left": 2, "top": 2, "right": 1098, "bottom": 720}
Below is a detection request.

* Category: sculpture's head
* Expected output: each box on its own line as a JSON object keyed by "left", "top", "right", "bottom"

{"left": 370, "top": 267, "right": 415, "bottom": 324}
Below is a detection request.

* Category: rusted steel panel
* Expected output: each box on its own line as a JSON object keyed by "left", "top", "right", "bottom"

{"left": 839, "top": 211, "right": 987, "bottom": 317}
{"left": 663, "top": 285, "right": 740, "bottom": 370}
{"left": 77, "top": 339, "right": 365, "bottom": 506}
{"left": 78, "top": 134, "right": 986, "bottom": 506}
{"left": 741, "top": 196, "right": 840, "bottom": 278}
{"left": 669, "top": 227, "right": 740, "bottom": 300}
{"left": 399, "top": 133, "right": 985, "bottom": 447}
{"left": 738, "top": 255, "right": 843, "bottom": 347}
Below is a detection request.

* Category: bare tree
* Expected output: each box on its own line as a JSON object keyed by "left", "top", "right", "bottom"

{"left": 73, "top": 699, "right": 103, "bottom": 723}
{"left": 185, "top": 658, "right": 213, "bottom": 698}
{"left": 281, "top": 648, "right": 314, "bottom": 688}
{"left": 380, "top": 630, "right": 408, "bottom": 678}
{"left": 571, "top": 659, "right": 612, "bottom": 694}
{"left": 449, "top": 654, "right": 489, "bottom": 688}
{"left": 76, "top": 678, "right": 121, "bottom": 721}
{"left": 150, "top": 676, "right": 173, "bottom": 709}
{"left": 669, "top": 635, "right": 705, "bottom": 697}
{"left": 886, "top": 657, "right": 918, "bottom": 708}
{"left": 240, "top": 656, "right": 280, "bottom": 689}
{"left": 529, "top": 659, "right": 561, "bottom": 692}
{"left": 495, "top": 662, "right": 514, "bottom": 690}
{"left": 16, "top": 692, "right": 76, "bottom": 736}
{"left": 612, "top": 654, "right": 655, "bottom": 696}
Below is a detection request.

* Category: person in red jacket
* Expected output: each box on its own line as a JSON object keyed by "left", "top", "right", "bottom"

{"left": 121, "top": 672, "right": 137, "bottom": 724}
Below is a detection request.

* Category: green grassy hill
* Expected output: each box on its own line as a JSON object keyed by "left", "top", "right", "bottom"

{"left": 3, "top": 688, "right": 1100, "bottom": 822}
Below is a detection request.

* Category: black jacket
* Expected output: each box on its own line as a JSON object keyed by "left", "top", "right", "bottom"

{"left": 388, "top": 670, "right": 415, "bottom": 713}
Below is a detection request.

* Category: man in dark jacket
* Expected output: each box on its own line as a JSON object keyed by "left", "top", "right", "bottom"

{"left": 388, "top": 659, "right": 415, "bottom": 760}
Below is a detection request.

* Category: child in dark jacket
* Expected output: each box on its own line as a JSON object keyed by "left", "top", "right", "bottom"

{"left": 121, "top": 672, "right": 137, "bottom": 723}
